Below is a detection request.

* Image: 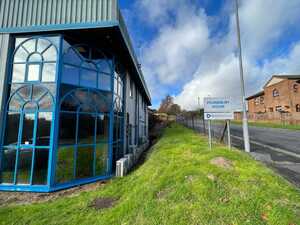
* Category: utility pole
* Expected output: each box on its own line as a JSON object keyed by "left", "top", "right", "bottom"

{"left": 235, "top": 0, "right": 250, "bottom": 152}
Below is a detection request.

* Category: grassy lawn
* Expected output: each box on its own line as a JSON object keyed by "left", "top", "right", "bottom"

{"left": 231, "top": 120, "right": 300, "bottom": 131}
{"left": 0, "top": 124, "right": 300, "bottom": 225}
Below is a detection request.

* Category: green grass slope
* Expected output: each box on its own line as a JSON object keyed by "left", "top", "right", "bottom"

{"left": 0, "top": 124, "right": 299, "bottom": 225}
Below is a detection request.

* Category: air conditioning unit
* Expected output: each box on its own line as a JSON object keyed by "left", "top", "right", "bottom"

{"left": 116, "top": 158, "right": 128, "bottom": 177}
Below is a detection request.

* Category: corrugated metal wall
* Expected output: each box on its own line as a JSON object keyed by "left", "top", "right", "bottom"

{"left": 0, "top": 0, "right": 118, "bottom": 29}
{"left": 0, "top": 34, "right": 10, "bottom": 135}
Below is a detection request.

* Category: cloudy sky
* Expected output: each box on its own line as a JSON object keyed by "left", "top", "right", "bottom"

{"left": 119, "top": 0, "right": 300, "bottom": 110}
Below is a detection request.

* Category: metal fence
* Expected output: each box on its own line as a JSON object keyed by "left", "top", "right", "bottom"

{"left": 177, "top": 116, "right": 234, "bottom": 148}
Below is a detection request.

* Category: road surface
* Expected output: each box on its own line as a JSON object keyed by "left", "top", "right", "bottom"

{"left": 187, "top": 120, "right": 300, "bottom": 187}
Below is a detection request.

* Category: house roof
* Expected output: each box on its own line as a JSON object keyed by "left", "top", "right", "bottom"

{"left": 247, "top": 75, "right": 300, "bottom": 101}
{"left": 264, "top": 75, "right": 300, "bottom": 88}
{"left": 246, "top": 91, "right": 264, "bottom": 100}
{"left": 0, "top": 0, "right": 151, "bottom": 105}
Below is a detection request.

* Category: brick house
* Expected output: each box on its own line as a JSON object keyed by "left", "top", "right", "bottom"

{"left": 246, "top": 75, "right": 300, "bottom": 124}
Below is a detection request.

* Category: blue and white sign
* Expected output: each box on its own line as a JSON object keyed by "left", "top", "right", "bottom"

{"left": 204, "top": 97, "right": 234, "bottom": 120}
{"left": 204, "top": 112, "right": 234, "bottom": 120}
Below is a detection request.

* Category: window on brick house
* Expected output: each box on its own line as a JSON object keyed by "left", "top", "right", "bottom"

{"left": 269, "top": 107, "right": 274, "bottom": 112}
{"left": 296, "top": 104, "right": 300, "bottom": 112}
{"left": 275, "top": 106, "right": 282, "bottom": 112}
{"left": 260, "top": 96, "right": 264, "bottom": 104}
{"left": 273, "top": 89, "right": 279, "bottom": 97}
{"left": 293, "top": 84, "right": 298, "bottom": 93}
{"left": 255, "top": 98, "right": 260, "bottom": 105}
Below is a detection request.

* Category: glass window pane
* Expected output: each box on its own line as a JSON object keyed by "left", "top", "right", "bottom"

{"left": 96, "top": 59, "right": 112, "bottom": 74}
{"left": 76, "top": 146, "right": 94, "bottom": 179}
{"left": 28, "top": 53, "right": 42, "bottom": 62}
{"left": 75, "top": 46, "right": 90, "bottom": 59}
{"left": 114, "top": 77, "right": 118, "bottom": 95}
{"left": 8, "top": 94, "right": 24, "bottom": 111}
{"left": 46, "top": 37, "right": 60, "bottom": 47}
{"left": 28, "top": 64, "right": 41, "bottom": 81}
{"left": 24, "top": 101, "right": 38, "bottom": 111}
{"left": 59, "top": 113, "right": 77, "bottom": 145}
{"left": 82, "top": 62, "right": 97, "bottom": 70}
{"left": 17, "top": 148, "right": 33, "bottom": 184}
{"left": 55, "top": 147, "right": 74, "bottom": 183}
{"left": 14, "top": 48, "right": 28, "bottom": 63}
{"left": 96, "top": 115, "right": 109, "bottom": 143}
{"left": 36, "top": 112, "right": 52, "bottom": 146}
{"left": 74, "top": 89, "right": 89, "bottom": 104}
{"left": 37, "top": 39, "right": 51, "bottom": 53}
{"left": 12, "top": 64, "right": 26, "bottom": 83}
{"left": 93, "top": 92, "right": 111, "bottom": 113}
{"left": 78, "top": 114, "right": 96, "bottom": 144}
{"left": 23, "top": 39, "right": 36, "bottom": 53}
{"left": 15, "top": 38, "right": 28, "bottom": 48}
{"left": 113, "top": 142, "right": 123, "bottom": 163}
{"left": 80, "top": 69, "right": 97, "bottom": 88}
{"left": 42, "top": 45, "right": 57, "bottom": 61}
{"left": 60, "top": 94, "right": 79, "bottom": 112}
{"left": 21, "top": 113, "right": 35, "bottom": 145}
{"left": 42, "top": 63, "right": 56, "bottom": 82}
{"left": 39, "top": 93, "right": 53, "bottom": 110}
{"left": 32, "top": 149, "right": 49, "bottom": 185}
{"left": 63, "top": 48, "right": 82, "bottom": 65}
{"left": 32, "top": 85, "right": 47, "bottom": 100}
{"left": 1, "top": 148, "right": 16, "bottom": 184}
{"left": 4, "top": 113, "right": 20, "bottom": 146}
{"left": 98, "top": 73, "right": 111, "bottom": 91}
{"left": 19, "top": 86, "right": 32, "bottom": 101}
{"left": 113, "top": 116, "right": 120, "bottom": 141}
{"left": 95, "top": 143, "right": 108, "bottom": 176}
{"left": 62, "top": 64, "right": 79, "bottom": 85}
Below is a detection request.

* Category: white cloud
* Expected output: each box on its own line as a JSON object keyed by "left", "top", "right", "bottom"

{"left": 136, "top": 0, "right": 300, "bottom": 109}
{"left": 238, "top": 0, "right": 300, "bottom": 60}
{"left": 143, "top": 8, "right": 210, "bottom": 85}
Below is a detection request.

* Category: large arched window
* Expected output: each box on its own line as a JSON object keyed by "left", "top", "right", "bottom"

{"left": 1, "top": 84, "right": 54, "bottom": 185}
{"left": 12, "top": 37, "right": 58, "bottom": 83}
{"left": 55, "top": 88, "right": 110, "bottom": 184}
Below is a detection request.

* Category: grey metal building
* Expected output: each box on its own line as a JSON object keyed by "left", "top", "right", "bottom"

{"left": 0, "top": 0, "right": 151, "bottom": 192}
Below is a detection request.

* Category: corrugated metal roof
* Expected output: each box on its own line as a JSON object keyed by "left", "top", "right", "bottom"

{"left": 0, "top": 0, "right": 151, "bottom": 104}
{"left": 0, "top": 0, "right": 117, "bottom": 28}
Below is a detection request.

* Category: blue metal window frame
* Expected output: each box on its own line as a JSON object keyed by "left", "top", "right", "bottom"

{"left": 55, "top": 88, "right": 111, "bottom": 184}
{"left": 0, "top": 35, "right": 60, "bottom": 192}
{"left": 0, "top": 33, "right": 127, "bottom": 192}
{"left": 51, "top": 37, "right": 116, "bottom": 190}
{"left": 112, "top": 63, "right": 126, "bottom": 162}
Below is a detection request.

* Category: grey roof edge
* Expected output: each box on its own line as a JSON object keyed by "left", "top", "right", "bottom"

{"left": 117, "top": 10, "right": 151, "bottom": 105}
{"left": 263, "top": 74, "right": 300, "bottom": 88}
{"left": 246, "top": 91, "right": 264, "bottom": 100}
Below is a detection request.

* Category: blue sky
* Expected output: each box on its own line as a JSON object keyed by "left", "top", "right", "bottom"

{"left": 119, "top": 0, "right": 300, "bottom": 109}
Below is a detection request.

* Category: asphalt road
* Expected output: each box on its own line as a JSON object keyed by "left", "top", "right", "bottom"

{"left": 186, "top": 120, "right": 300, "bottom": 187}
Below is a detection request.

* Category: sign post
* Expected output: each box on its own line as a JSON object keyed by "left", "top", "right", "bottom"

{"left": 227, "top": 120, "right": 231, "bottom": 149}
{"left": 208, "top": 120, "right": 212, "bottom": 150}
{"left": 204, "top": 97, "right": 234, "bottom": 150}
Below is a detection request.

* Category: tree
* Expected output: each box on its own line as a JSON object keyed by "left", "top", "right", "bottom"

{"left": 168, "top": 104, "right": 181, "bottom": 115}
{"left": 158, "top": 95, "right": 181, "bottom": 115}
{"left": 158, "top": 95, "right": 174, "bottom": 113}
